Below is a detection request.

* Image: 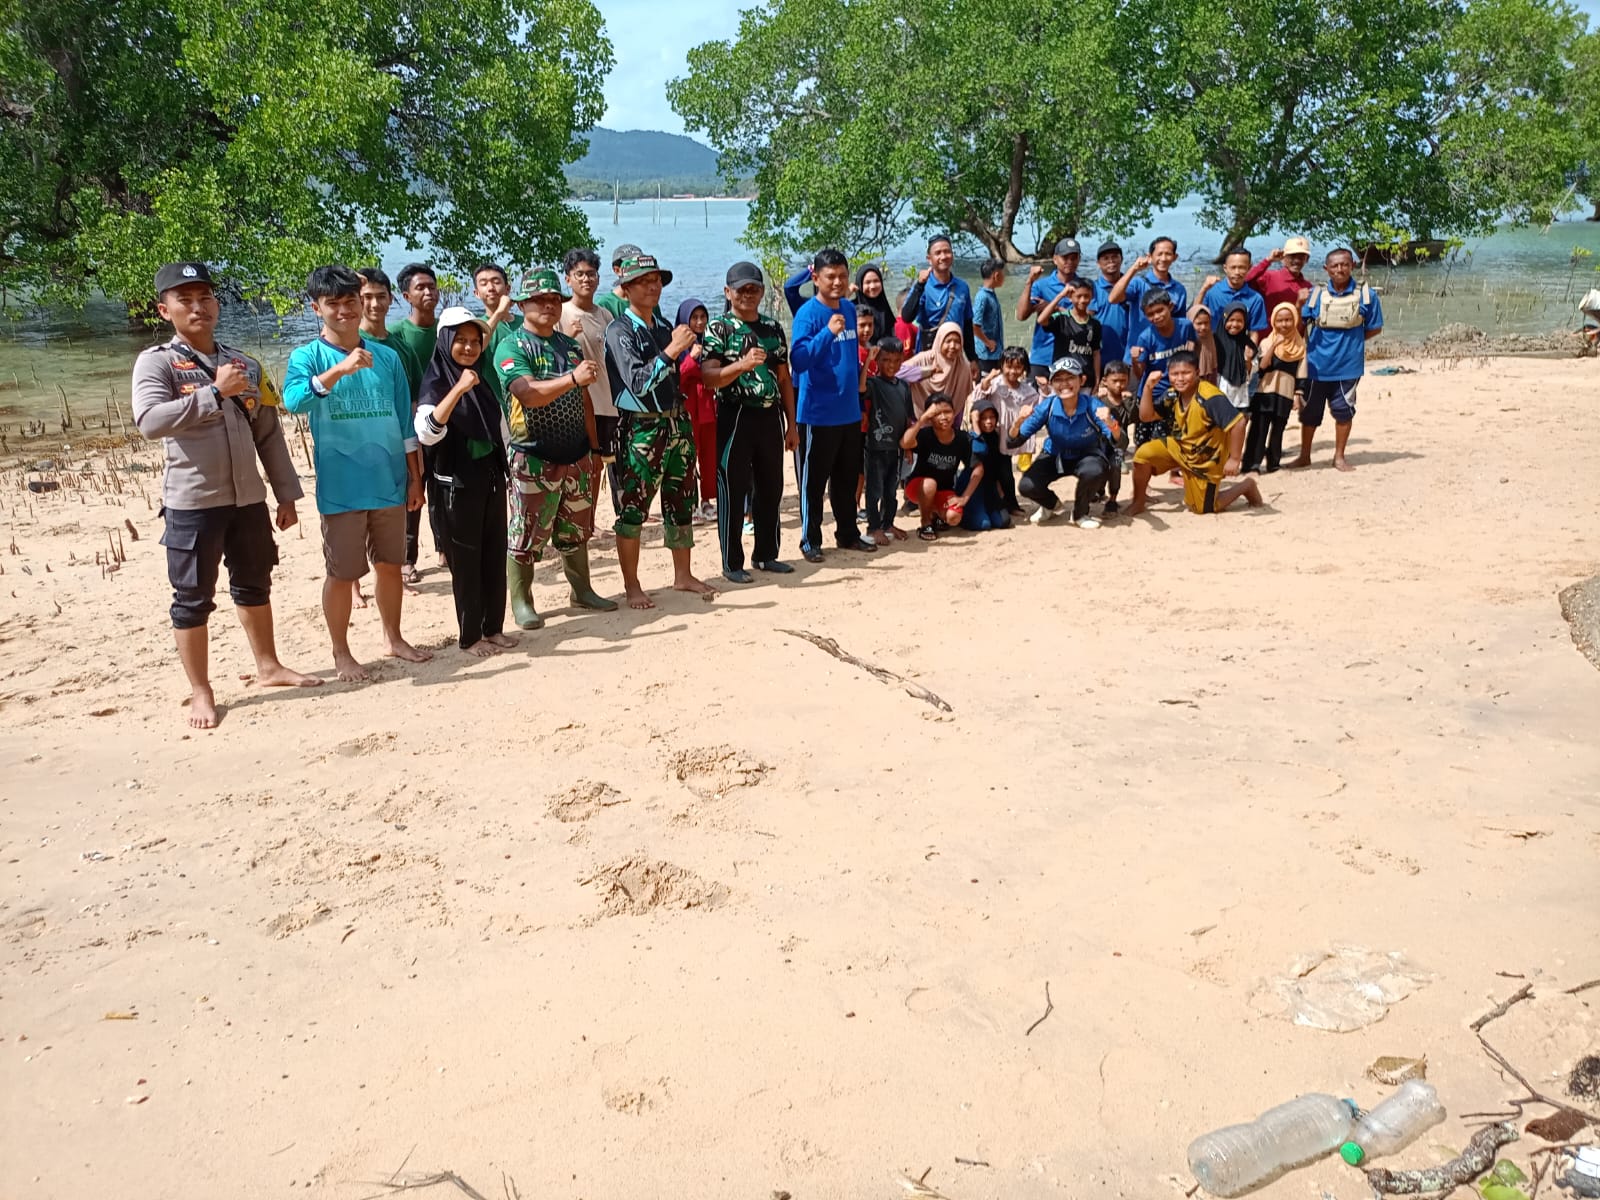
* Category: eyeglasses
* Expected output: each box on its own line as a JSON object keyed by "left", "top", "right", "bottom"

{"left": 569, "top": 270, "right": 599, "bottom": 280}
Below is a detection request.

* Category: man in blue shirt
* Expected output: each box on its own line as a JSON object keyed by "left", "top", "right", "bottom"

{"left": 1200, "top": 250, "right": 1269, "bottom": 337}
{"left": 1108, "top": 236, "right": 1189, "bottom": 351}
{"left": 900, "top": 235, "right": 975, "bottom": 360}
{"left": 283, "top": 265, "right": 431, "bottom": 682}
{"left": 1295, "top": 246, "right": 1383, "bottom": 472}
{"left": 1016, "top": 237, "right": 1087, "bottom": 380}
{"left": 792, "top": 248, "right": 876, "bottom": 561}
{"left": 1090, "top": 241, "right": 1131, "bottom": 368}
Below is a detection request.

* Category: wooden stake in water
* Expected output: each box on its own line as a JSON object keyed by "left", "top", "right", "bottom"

{"left": 56, "top": 384, "right": 72, "bottom": 430}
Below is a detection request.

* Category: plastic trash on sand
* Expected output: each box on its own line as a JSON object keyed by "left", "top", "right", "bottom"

{"left": 1249, "top": 946, "right": 1434, "bottom": 1032}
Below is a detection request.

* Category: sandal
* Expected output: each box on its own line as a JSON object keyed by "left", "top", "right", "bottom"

{"left": 918, "top": 525, "right": 937, "bottom": 542}
{"left": 401, "top": 564, "right": 422, "bottom": 584}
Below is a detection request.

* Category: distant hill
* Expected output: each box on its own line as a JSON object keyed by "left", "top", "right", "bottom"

{"left": 568, "top": 128, "right": 720, "bottom": 186}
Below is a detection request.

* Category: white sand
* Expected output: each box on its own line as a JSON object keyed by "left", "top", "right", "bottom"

{"left": 2, "top": 356, "right": 1597, "bottom": 1199}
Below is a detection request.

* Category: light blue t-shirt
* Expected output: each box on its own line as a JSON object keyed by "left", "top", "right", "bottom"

{"left": 1201, "top": 280, "right": 1269, "bottom": 334}
{"left": 1304, "top": 282, "right": 1383, "bottom": 381}
{"left": 973, "top": 286, "right": 1003, "bottom": 360}
{"left": 1124, "top": 270, "right": 1189, "bottom": 351}
{"left": 282, "top": 337, "right": 415, "bottom": 515}
{"left": 1133, "top": 318, "right": 1198, "bottom": 404}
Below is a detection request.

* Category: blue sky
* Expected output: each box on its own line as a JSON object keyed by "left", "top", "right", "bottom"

{"left": 594, "top": 0, "right": 1600, "bottom": 138}
{"left": 596, "top": 0, "right": 738, "bottom": 139}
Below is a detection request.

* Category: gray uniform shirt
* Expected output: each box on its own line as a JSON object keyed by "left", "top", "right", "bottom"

{"left": 131, "top": 339, "right": 303, "bottom": 511}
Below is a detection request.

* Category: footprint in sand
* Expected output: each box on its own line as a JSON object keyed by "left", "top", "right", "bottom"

{"left": 330, "top": 732, "right": 396, "bottom": 759}
{"left": 602, "top": 1077, "right": 671, "bottom": 1115}
{"left": 667, "top": 745, "right": 771, "bottom": 799}
{"left": 581, "top": 857, "right": 728, "bottom": 920}
{"left": 1336, "top": 836, "right": 1421, "bottom": 877}
{"left": 547, "top": 780, "right": 629, "bottom": 824}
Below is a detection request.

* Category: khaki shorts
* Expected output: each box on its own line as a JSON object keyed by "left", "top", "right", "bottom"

{"left": 320, "top": 505, "right": 406, "bottom": 580}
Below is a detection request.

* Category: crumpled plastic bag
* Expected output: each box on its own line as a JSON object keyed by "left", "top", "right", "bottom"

{"left": 1249, "top": 945, "right": 1434, "bottom": 1032}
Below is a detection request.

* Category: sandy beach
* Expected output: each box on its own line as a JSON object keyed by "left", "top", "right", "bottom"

{"left": 2, "top": 355, "right": 1597, "bottom": 1199}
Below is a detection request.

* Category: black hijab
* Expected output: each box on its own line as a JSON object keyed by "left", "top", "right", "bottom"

{"left": 854, "top": 263, "right": 896, "bottom": 346}
{"left": 1215, "top": 302, "right": 1254, "bottom": 387}
{"left": 419, "top": 322, "right": 504, "bottom": 449}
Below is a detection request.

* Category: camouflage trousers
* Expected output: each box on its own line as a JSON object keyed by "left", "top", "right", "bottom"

{"left": 614, "top": 410, "right": 696, "bottom": 550}
{"left": 507, "top": 450, "right": 596, "bottom": 565}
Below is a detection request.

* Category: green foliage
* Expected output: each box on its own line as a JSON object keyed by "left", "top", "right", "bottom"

{"left": 0, "top": 0, "right": 611, "bottom": 311}
{"left": 667, "top": 0, "right": 1192, "bottom": 262}
{"left": 1143, "top": 0, "right": 1589, "bottom": 253}
{"left": 1573, "top": 29, "right": 1600, "bottom": 218}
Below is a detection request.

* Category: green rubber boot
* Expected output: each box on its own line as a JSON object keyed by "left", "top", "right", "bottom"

{"left": 505, "top": 555, "right": 543, "bottom": 629}
{"left": 563, "top": 546, "right": 617, "bottom": 612}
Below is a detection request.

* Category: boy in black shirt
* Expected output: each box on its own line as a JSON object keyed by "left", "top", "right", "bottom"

{"left": 1035, "top": 278, "right": 1102, "bottom": 386}
{"left": 900, "top": 395, "right": 983, "bottom": 541}
{"left": 959, "top": 400, "right": 1013, "bottom": 531}
{"left": 861, "top": 336, "right": 913, "bottom": 544}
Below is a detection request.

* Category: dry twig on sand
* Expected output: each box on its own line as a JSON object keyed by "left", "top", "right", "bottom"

{"left": 780, "top": 628, "right": 952, "bottom": 711}
{"left": 1363, "top": 1122, "right": 1518, "bottom": 1194}
{"left": 1024, "top": 981, "right": 1054, "bottom": 1037}
{"left": 1471, "top": 983, "right": 1535, "bottom": 1032}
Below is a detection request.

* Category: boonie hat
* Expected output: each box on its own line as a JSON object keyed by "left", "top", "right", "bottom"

{"left": 617, "top": 254, "right": 673, "bottom": 287}
{"left": 509, "top": 268, "right": 566, "bottom": 302}
{"left": 611, "top": 243, "right": 643, "bottom": 268}
{"left": 1282, "top": 236, "right": 1312, "bottom": 257}
{"left": 437, "top": 305, "right": 490, "bottom": 334}
{"left": 726, "top": 261, "right": 765, "bottom": 288}
{"left": 1096, "top": 240, "right": 1122, "bottom": 258}
{"left": 155, "top": 262, "right": 214, "bottom": 297}
{"left": 1050, "top": 355, "right": 1088, "bottom": 377}
{"left": 1053, "top": 238, "right": 1083, "bottom": 257}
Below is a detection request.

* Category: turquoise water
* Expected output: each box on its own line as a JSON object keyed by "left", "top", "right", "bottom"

{"left": 2, "top": 197, "right": 1598, "bottom": 431}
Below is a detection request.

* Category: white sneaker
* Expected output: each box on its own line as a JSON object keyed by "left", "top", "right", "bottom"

{"left": 1029, "top": 505, "right": 1056, "bottom": 525}
{"left": 1077, "top": 515, "right": 1101, "bottom": 530}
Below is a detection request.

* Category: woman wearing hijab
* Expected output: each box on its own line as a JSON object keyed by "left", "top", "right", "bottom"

{"left": 1187, "top": 301, "right": 1219, "bottom": 384}
{"left": 1244, "top": 301, "right": 1307, "bottom": 474}
{"left": 853, "top": 264, "right": 896, "bottom": 347}
{"left": 414, "top": 307, "right": 515, "bottom": 656}
{"left": 897, "top": 320, "right": 974, "bottom": 422}
{"left": 674, "top": 297, "right": 718, "bottom": 523}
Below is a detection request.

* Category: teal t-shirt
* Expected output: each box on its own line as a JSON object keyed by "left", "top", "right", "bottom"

{"left": 282, "top": 337, "right": 415, "bottom": 515}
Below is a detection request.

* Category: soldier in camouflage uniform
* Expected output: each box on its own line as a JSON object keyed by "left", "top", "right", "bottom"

{"left": 601, "top": 254, "right": 718, "bottom": 609}
{"left": 495, "top": 268, "right": 618, "bottom": 628}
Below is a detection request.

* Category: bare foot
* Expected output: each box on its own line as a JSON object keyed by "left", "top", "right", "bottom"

{"left": 1125, "top": 498, "right": 1148, "bottom": 516}
{"left": 486, "top": 632, "right": 519, "bottom": 649}
{"left": 1333, "top": 457, "right": 1355, "bottom": 473}
{"left": 333, "top": 652, "right": 370, "bottom": 682}
{"left": 890, "top": 524, "right": 909, "bottom": 541}
{"left": 385, "top": 638, "right": 433, "bottom": 664}
{"left": 1286, "top": 455, "right": 1312, "bottom": 469}
{"left": 402, "top": 580, "right": 421, "bottom": 597}
{"left": 1247, "top": 488, "right": 1266, "bottom": 507}
{"left": 255, "top": 663, "right": 323, "bottom": 688}
{"left": 870, "top": 530, "right": 890, "bottom": 546}
{"left": 187, "top": 685, "right": 219, "bottom": 729}
{"left": 351, "top": 581, "right": 369, "bottom": 609}
{"left": 462, "top": 639, "right": 499, "bottom": 658}
{"left": 625, "top": 584, "right": 655, "bottom": 610}
{"left": 674, "top": 575, "right": 718, "bottom": 601}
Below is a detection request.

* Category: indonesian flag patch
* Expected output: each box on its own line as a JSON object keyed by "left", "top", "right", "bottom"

{"left": 499, "top": 358, "right": 516, "bottom": 372}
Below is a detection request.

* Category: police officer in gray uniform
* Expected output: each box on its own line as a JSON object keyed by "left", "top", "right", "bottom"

{"left": 131, "top": 262, "right": 322, "bottom": 728}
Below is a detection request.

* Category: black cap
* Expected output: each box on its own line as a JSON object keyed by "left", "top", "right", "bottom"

{"left": 1096, "top": 240, "right": 1122, "bottom": 258}
{"left": 155, "top": 262, "right": 214, "bottom": 297}
{"left": 725, "top": 261, "right": 765, "bottom": 288}
{"left": 1053, "top": 238, "right": 1082, "bottom": 257}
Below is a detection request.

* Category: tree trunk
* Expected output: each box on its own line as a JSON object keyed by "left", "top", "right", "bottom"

{"left": 1590, "top": 197, "right": 1600, "bottom": 222}
{"left": 1216, "top": 216, "right": 1258, "bottom": 262}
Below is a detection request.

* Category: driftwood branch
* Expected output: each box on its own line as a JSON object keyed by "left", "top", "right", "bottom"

{"left": 1363, "top": 1122, "right": 1518, "bottom": 1194}
{"left": 1471, "top": 983, "right": 1534, "bottom": 1031}
{"left": 1024, "top": 981, "right": 1054, "bottom": 1037}
{"left": 780, "top": 629, "right": 952, "bottom": 711}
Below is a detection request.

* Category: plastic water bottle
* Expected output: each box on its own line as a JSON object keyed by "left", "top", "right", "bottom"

{"left": 1340, "top": 1080, "right": 1446, "bottom": 1165}
{"left": 1188, "top": 1093, "right": 1357, "bottom": 1196}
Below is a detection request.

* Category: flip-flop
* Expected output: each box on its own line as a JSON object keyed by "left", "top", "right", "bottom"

{"left": 918, "top": 525, "right": 937, "bottom": 542}
{"left": 401, "top": 565, "right": 422, "bottom": 584}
